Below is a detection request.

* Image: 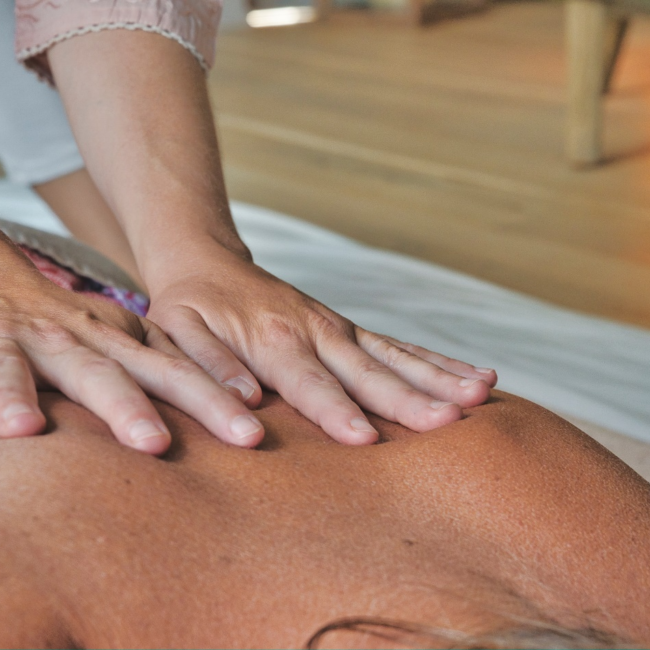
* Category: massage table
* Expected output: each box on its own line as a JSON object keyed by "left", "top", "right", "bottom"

{"left": 2, "top": 178, "right": 650, "bottom": 480}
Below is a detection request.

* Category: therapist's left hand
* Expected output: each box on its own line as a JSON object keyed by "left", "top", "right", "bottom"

{"left": 145, "top": 244, "right": 497, "bottom": 445}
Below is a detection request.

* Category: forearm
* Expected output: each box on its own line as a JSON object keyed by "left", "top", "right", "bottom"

{"left": 47, "top": 29, "right": 250, "bottom": 292}
{"left": 33, "top": 169, "right": 144, "bottom": 288}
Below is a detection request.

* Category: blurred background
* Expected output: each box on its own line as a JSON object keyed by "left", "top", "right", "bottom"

{"left": 213, "top": 0, "right": 650, "bottom": 329}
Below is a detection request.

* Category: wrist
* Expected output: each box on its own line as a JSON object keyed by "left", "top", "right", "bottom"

{"left": 137, "top": 229, "right": 253, "bottom": 296}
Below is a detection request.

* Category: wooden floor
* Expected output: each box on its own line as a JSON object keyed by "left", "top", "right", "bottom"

{"left": 209, "top": 2, "right": 650, "bottom": 329}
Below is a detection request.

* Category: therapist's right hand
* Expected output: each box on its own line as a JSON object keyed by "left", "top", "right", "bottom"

{"left": 0, "top": 238, "right": 265, "bottom": 454}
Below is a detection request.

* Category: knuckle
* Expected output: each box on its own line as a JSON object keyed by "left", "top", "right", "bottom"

{"left": 0, "top": 337, "right": 20, "bottom": 357}
{"left": 353, "top": 357, "right": 386, "bottom": 387}
{"left": 395, "top": 340, "right": 419, "bottom": 356}
{"left": 192, "top": 350, "right": 225, "bottom": 377}
{"left": 83, "top": 315, "right": 116, "bottom": 339}
{"left": 0, "top": 296, "right": 18, "bottom": 321}
{"left": 297, "top": 369, "right": 342, "bottom": 394}
{"left": 84, "top": 310, "right": 141, "bottom": 341}
{"left": 69, "top": 305, "right": 143, "bottom": 342}
{"left": 162, "top": 357, "right": 201, "bottom": 384}
{"left": 0, "top": 322, "right": 14, "bottom": 340}
{"left": 262, "top": 316, "right": 299, "bottom": 347}
{"left": 0, "top": 349, "right": 28, "bottom": 373}
{"left": 144, "top": 320, "right": 167, "bottom": 342}
{"left": 80, "top": 356, "right": 125, "bottom": 378}
{"left": 374, "top": 339, "right": 413, "bottom": 371}
{"left": 29, "top": 318, "right": 77, "bottom": 350}
{"left": 261, "top": 307, "right": 349, "bottom": 348}
{"left": 306, "top": 307, "right": 351, "bottom": 340}
{"left": 0, "top": 315, "right": 18, "bottom": 339}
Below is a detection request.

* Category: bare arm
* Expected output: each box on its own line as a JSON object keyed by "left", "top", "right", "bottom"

{"left": 33, "top": 168, "right": 144, "bottom": 288}
{"left": 46, "top": 29, "right": 497, "bottom": 445}
{"left": 48, "top": 30, "right": 248, "bottom": 284}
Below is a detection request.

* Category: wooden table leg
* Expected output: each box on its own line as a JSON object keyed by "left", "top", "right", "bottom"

{"left": 603, "top": 16, "right": 629, "bottom": 94}
{"left": 566, "top": 0, "right": 608, "bottom": 165}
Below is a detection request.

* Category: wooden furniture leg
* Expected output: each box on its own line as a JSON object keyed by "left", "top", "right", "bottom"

{"left": 566, "top": 0, "right": 608, "bottom": 165}
{"left": 602, "top": 16, "right": 629, "bottom": 93}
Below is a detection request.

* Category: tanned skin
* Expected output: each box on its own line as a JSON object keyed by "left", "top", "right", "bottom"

{"left": 0, "top": 390, "right": 648, "bottom": 649}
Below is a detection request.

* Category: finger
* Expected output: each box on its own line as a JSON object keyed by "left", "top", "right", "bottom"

{"left": 318, "top": 339, "right": 463, "bottom": 432}
{"left": 37, "top": 343, "right": 172, "bottom": 455}
{"left": 377, "top": 332, "right": 498, "bottom": 388}
{"left": 0, "top": 338, "right": 46, "bottom": 438}
{"left": 268, "top": 347, "right": 379, "bottom": 446}
{"left": 159, "top": 310, "right": 262, "bottom": 407}
{"left": 142, "top": 319, "right": 255, "bottom": 404}
{"left": 356, "top": 330, "right": 492, "bottom": 407}
{"left": 100, "top": 330, "right": 264, "bottom": 448}
{"left": 139, "top": 318, "right": 192, "bottom": 360}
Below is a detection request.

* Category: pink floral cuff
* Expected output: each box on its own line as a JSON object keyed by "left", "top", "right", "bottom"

{"left": 15, "top": 0, "right": 223, "bottom": 85}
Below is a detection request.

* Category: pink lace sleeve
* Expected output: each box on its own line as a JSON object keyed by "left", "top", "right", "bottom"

{"left": 15, "top": 0, "right": 223, "bottom": 85}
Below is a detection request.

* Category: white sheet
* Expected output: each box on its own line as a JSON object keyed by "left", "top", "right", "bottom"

{"left": 2, "top": 179, "right": 649, "bottom": 443}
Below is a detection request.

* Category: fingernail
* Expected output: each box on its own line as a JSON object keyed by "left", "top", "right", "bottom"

{"left": 459, "top": 378, "right": 480, "bottom": 387}
{"left": 230, "top": 415, "right": 263, "bottom": 441}
{"left": 224, "top": 376, "right": 256, "bottom": 401}
{"left": 350, "top": 418, "right": 378, "bottom": 435}
{"left": 2, "top": 403, "right": 37, "bottom": 423}
{"left": 130, "top": 420, "right": 170, "bottom": 447}
{"left": 474, "top": 367, "right": 494, "bottom": 374}
{"left": 0, "top": 403, "right": 40, "bottom": 437}
{"left": 430, "top": 401, "right": 454, "bottom": 410}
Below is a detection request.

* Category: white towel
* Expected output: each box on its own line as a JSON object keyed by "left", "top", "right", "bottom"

{"left": 2, "top": 179, "right": 649, "bottom": 443}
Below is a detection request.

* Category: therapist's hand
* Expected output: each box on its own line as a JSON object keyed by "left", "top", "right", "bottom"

{"left": 46, "top": 28, "right": 495, "bottom": 444}
{"left": 146, "top": 243, "right": 498, "bottom": 445}
{"left": 0, "top": 241, "right": 264, "bottom": 454}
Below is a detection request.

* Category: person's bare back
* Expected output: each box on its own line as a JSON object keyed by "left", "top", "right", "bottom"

{"left": 0, "top": 390, "right": 648, "bottom": 648}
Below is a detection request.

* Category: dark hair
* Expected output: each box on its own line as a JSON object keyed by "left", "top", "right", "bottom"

{"left": 305, "top": 616, "right": 632, "bottom": 649}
